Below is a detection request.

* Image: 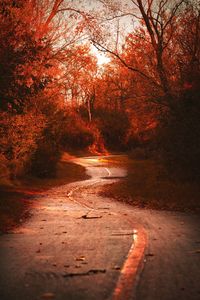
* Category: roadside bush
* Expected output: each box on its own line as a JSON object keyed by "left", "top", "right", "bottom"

{"left": 29, "top": 103, "right": 66, "bottom": 178}
{"left": 158, "top": 86, "right": 200, "bottom": 181}
{"left": 61, "top": 112, "right": 96, "bottom": 150}
{"left": 30, "top": 137, "right": 61, "bottom": 178}
{"left": 30, "top": 106, "right": 98, "bottom": 177}
{"left": 0, "top": 153, "right": 10, "bottom": 185}
{"left": 129, "top": 147, "right": 150, "bottom": 160}
{"left": 0, "top": 111, "right": 45, "bottom": 179}
{"left": 94, "top": 109, "right": 131, "bottom": 151}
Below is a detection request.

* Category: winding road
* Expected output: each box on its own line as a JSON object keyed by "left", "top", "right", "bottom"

{"left": 0, "top": 156, "right": 200, "bottom": 300}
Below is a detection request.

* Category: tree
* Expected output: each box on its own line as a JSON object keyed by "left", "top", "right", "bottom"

{"left": 92, "top": 0, "right": 188, "bottom": 109}
{"left": 0, "top": 0, "right": 100, "bottom": 179}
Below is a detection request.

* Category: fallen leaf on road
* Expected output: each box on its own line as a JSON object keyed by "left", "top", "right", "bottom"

{"left": 63, "top": 269, "right": 106, "bottom": 278}
{"left": 75, "top": 256, "right": 85, "bottom": 261}
{"left": 112, "top": 266, "right": 121, "bottom": 270}
{"left": 81, "top": 215, "right": 102, "bottom": 219}
{"left": 145, "top": 253, "right": 154, "bottom": 257}
{"left": 89, "top": 269, "right": 106, "bottom": 274}
{"left": 97, "top": 207, "right": 110, "bottom": 210}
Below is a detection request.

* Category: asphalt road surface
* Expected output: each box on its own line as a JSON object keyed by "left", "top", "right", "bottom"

{"left": 0, "top": 156, "right": 200, "bottom": 300}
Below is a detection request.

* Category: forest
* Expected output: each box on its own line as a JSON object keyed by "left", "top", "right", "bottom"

{"left": 0, "top": 0, "right": 200, "bottom": 183}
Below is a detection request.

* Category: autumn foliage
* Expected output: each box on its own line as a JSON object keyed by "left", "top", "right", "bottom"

{"left": 0, "top": 0, "right": 200, "bottom": 182}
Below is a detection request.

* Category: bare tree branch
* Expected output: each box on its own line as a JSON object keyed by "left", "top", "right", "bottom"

{"left": 44, "top": 0, "right": 64, "bottom": 28}
{"left": 163, "top": 0, "right": 185, "bottom": 31}
{"left": 99, "top": 13, "right": 143, "bottom": 21}
{"left": 91, "top": 39, "right": 161, "bottom": 89}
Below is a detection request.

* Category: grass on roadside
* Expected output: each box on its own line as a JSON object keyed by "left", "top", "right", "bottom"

{"left": 0, "top": 154, "right": 89, "bottom": 232}
{"left": 100, "top": 158, "right": 200, "bottom": 213}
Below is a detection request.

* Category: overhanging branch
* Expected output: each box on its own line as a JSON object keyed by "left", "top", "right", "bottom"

{"left": 91, "top": 39, "right": 161, "bottom": 89}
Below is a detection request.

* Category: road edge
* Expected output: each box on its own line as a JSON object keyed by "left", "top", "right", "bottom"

{"left": 111, "top": 227, "right": 147, "bottom": 300}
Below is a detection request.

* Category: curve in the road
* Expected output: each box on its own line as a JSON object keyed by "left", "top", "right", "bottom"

{"left": 71, "top": 157, "right": 148, "bottom": 300}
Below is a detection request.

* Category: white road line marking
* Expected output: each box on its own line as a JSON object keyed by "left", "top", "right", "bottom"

{"left": 105, "top": 167, "right": 111, "bottom": 177}
{"left": 66, "top": 178, "right": 118, "bottom": 216}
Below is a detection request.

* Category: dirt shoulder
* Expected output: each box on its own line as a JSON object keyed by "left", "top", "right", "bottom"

{"left": 99, "top": 156, "right": 200, "bottom": 214}
{"left": 0, "top": 154, "right": 89, "bottom": 233}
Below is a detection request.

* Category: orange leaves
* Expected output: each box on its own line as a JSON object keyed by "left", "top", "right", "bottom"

{"left": 0, "top": 110, "right": 46, "bottom": 178}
